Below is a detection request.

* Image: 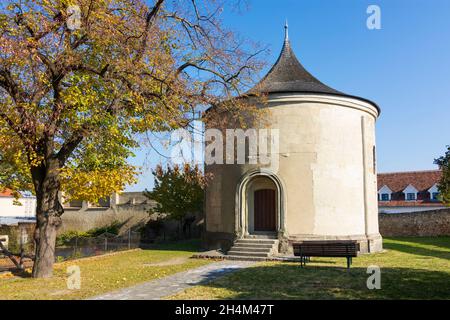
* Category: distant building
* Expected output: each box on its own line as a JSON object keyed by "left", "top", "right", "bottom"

{"left": 377, "top": 170, "right": 446, "bottom": 213}
{"left": 0, "top": 189, "right": 36, "bottom": 224}
{"left": 62, "top": 191, "right": 150, "bottom": 209}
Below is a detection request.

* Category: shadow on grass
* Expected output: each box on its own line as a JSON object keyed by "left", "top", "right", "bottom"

{"left": 190, "top": 263, "right": 450, "bottom": 300}
{"left": 302, "top": 259, "right": 337, "bottom": 265}
{"left": 384, "top": 238, "right": 450, "bottom": 261}
{"left": 9, "top": 268, "right": 32, "bottom": 278}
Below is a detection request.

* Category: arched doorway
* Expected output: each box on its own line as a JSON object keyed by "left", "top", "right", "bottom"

{"left": 247, "top": 177, "right": 277, "bottom": 234}
{"left": 235, "top": 169, "right": 286, "bottom": 238}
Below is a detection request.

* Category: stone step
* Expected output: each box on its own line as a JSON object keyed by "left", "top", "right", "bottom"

{"left": 227, "top": 250, "right": 270, "bottom": 257}
{"left": 229, "top": 246, "right": 271, "bottom": 253}
{"left": 232, "top": 243, "right": 274, "bottom": 249}
{"left": 235, "top": 239, "right": 278, "bottom": 245}
{"left": 244, "top": 234, "right": 278, "bottom": 240}
{"left": 225, "top": 238, "right": 279, "bottom": 261}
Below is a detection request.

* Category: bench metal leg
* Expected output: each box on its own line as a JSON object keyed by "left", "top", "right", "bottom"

{"left": 300, "top": 256, "right": 310, "bottom": 267}
{"left": 300, "top": 256, "right": 306, "bottom": 268}
{"left": 346, "top": 257, "right": 351, "bottom": 269}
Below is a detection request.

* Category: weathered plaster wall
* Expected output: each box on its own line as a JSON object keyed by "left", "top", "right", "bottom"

{"left": 59, "top": 204, "right": 152, "bottom": 234}
{"left": 267, "top": 95, "right": 380, "bottom": 246}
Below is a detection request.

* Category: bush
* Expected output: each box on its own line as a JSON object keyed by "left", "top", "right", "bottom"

{"left": 56, "top": 230, "right": 89, "bottom": 246}
{"left": 56, "top": 221, "right": 122, "bottom": 246}
{"left": 140, "top": 217, "right": 166, "bottom": 243}
{"left": 86, "top": 220, "right": 122, "bottom": 237}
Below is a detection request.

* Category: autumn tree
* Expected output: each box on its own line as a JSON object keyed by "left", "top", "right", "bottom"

{"left": 144, "top": 164, "right": 207, "bottom": 236}
{"left": 0, "top": 0, "right": 263, "bottom": 277}
{"left": 434, "top": 145, "right": 450, "bottom": 205}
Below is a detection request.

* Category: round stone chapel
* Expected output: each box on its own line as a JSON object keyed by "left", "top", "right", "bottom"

{"left": 204, "top": 25, "right": 382, "bottom": 256}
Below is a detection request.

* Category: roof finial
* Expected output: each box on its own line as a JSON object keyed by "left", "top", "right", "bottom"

{"left": 284, "top": 19, "right": 289, "bottom": 41}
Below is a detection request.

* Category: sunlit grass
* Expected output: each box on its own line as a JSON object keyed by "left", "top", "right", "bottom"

{"left": 169, "top": 237, "right": 450, "bottom": 300}
{"left": 0, "top": 240, "right": 210, "bottom": 300}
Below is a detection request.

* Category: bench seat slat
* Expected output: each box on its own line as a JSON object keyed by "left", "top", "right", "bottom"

{"left": 292, "top": 241, "right": 360, "bottom": 258}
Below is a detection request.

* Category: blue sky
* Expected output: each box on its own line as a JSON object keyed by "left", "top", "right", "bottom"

{"left": 127, "top": 0, "right": 450, "bottom": 191}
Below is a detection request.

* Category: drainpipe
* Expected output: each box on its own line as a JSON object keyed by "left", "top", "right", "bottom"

{"left": 361, "top": 117, "right": 371, "bottom": 253}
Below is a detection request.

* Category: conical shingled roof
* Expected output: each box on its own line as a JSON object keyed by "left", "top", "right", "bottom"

{"left": 248, "top": 26, "right": 380, "bottom": 113}
{"left": 248, "top": 38, "right": 342, "bottom": 95}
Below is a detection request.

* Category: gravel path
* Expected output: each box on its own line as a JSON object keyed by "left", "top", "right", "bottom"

{"left": 89, "top": 260, "right": 255, "bottom": 300}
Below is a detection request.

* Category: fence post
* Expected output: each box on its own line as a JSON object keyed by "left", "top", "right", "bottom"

{"left": 74, "top": 236, "right": 78, "bottom": 257}
{"left": 19, "top": 230, "right": 24, "bottom": 268}
{"left": 19, "top": 228, "right": 23, "bottom": 252}
{"left": 19, "top": 248, "right": 24, "bottom": 270}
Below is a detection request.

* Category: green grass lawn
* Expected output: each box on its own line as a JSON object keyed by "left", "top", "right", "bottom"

{"left": 170, "top": 237, "right": 450, "bottom": 300}
{"left": 0, "top": 240, "right": 211, "bottom": 300}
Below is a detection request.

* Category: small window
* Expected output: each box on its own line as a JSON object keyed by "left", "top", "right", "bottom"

{"left": 406, "top": 193, "right": 416, "bottom": 201}
{"left": 432, "top": 192, "right": 439, "bottom": 201}
{"left": 381, "top": 193, "right": 390, "bottom": 201}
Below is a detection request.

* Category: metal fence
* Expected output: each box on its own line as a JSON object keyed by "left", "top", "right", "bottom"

{"left": 54, "top": 230, "right": 141, "bottom": 262}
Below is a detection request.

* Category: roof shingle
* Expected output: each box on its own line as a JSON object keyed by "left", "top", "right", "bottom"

{"left": 377, "top": 170, "right": 442, "bottom": 193}
{"left": 247, "top": 31, "right": 380, "bottom": 113}
{"left": 248, "top": 39, "right": 343, "bottom": 96}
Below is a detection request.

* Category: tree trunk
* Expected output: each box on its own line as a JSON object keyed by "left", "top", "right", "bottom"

{"left": 31, "top": 160, "right": 64, "bottom": 278}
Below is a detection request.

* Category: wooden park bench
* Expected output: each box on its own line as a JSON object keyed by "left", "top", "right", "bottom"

{"left": 292, "top": 240, "right": 360, "bottom": 269}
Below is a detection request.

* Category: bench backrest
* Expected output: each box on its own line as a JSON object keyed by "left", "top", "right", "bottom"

{"left": 292, "top": 241, "right": 360, "bottom": 257}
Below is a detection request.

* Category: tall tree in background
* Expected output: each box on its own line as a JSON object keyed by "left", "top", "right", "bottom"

{"left": 144, "top": 164, "right": 207, "bottom": 235}
{"left": 434, "top": 145, "right": 450, "bottom": 205}
{"left": 0, "top": 0, "right": 264, "bottom": 277}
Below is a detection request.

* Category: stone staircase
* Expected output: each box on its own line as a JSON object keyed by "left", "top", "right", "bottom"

{"left": 226, "top": 238, "right": 279, "bottom": 261}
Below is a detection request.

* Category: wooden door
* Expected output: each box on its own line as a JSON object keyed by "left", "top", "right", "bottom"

{"left": 254, "top": 189, "right": 276, "bottom": 231}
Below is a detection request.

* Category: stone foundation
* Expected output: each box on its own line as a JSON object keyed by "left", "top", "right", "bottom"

{"left": 202, "top": 231, "right": 235, "bottom": 252}
{"left": 204, "top": 231, "right": 383, "bottom": 255}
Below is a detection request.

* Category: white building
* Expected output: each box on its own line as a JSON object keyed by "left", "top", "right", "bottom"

{"left": 377, "top": 170, "right": 446, "bottom": 213}
{"left": 0, "top": 189, "right": 36, "bottom": 223}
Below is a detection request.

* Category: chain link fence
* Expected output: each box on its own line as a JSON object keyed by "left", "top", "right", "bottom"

{"left": 2, "top": 217, "right": 204, "bottom": 272}
{"left": 54, "top": 229, "right": 141, "bottom": 262}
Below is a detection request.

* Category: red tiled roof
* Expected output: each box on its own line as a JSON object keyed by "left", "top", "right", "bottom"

{"left": 377, "top": 170, "right": 442, "bottom": 193}
{"left": 0, "top": 189, "right": 14, "bottom": 197}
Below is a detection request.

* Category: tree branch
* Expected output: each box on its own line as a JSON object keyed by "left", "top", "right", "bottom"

{"left": 56, "top": 132, "right": 84, "bottom": 165}
{"left": 135, "top": 0, "right": 165, "bottom": 62}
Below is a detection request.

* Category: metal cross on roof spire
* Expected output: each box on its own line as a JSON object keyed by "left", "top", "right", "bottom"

{"left": 284, "top": 19, "right": 289, "bottom": 41}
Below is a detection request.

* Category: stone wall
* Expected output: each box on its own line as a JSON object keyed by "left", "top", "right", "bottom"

{"left": 379, "top": 208, "right": 450, "bottom": 237}
{"left": 60, "top": 199, "right": 203, "bottom": 241}
{"left": 59, "top": 191, "right": 156, "bottom": 234}
{"left": 59, "top": 203, "right": 153, "bottom": 234}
